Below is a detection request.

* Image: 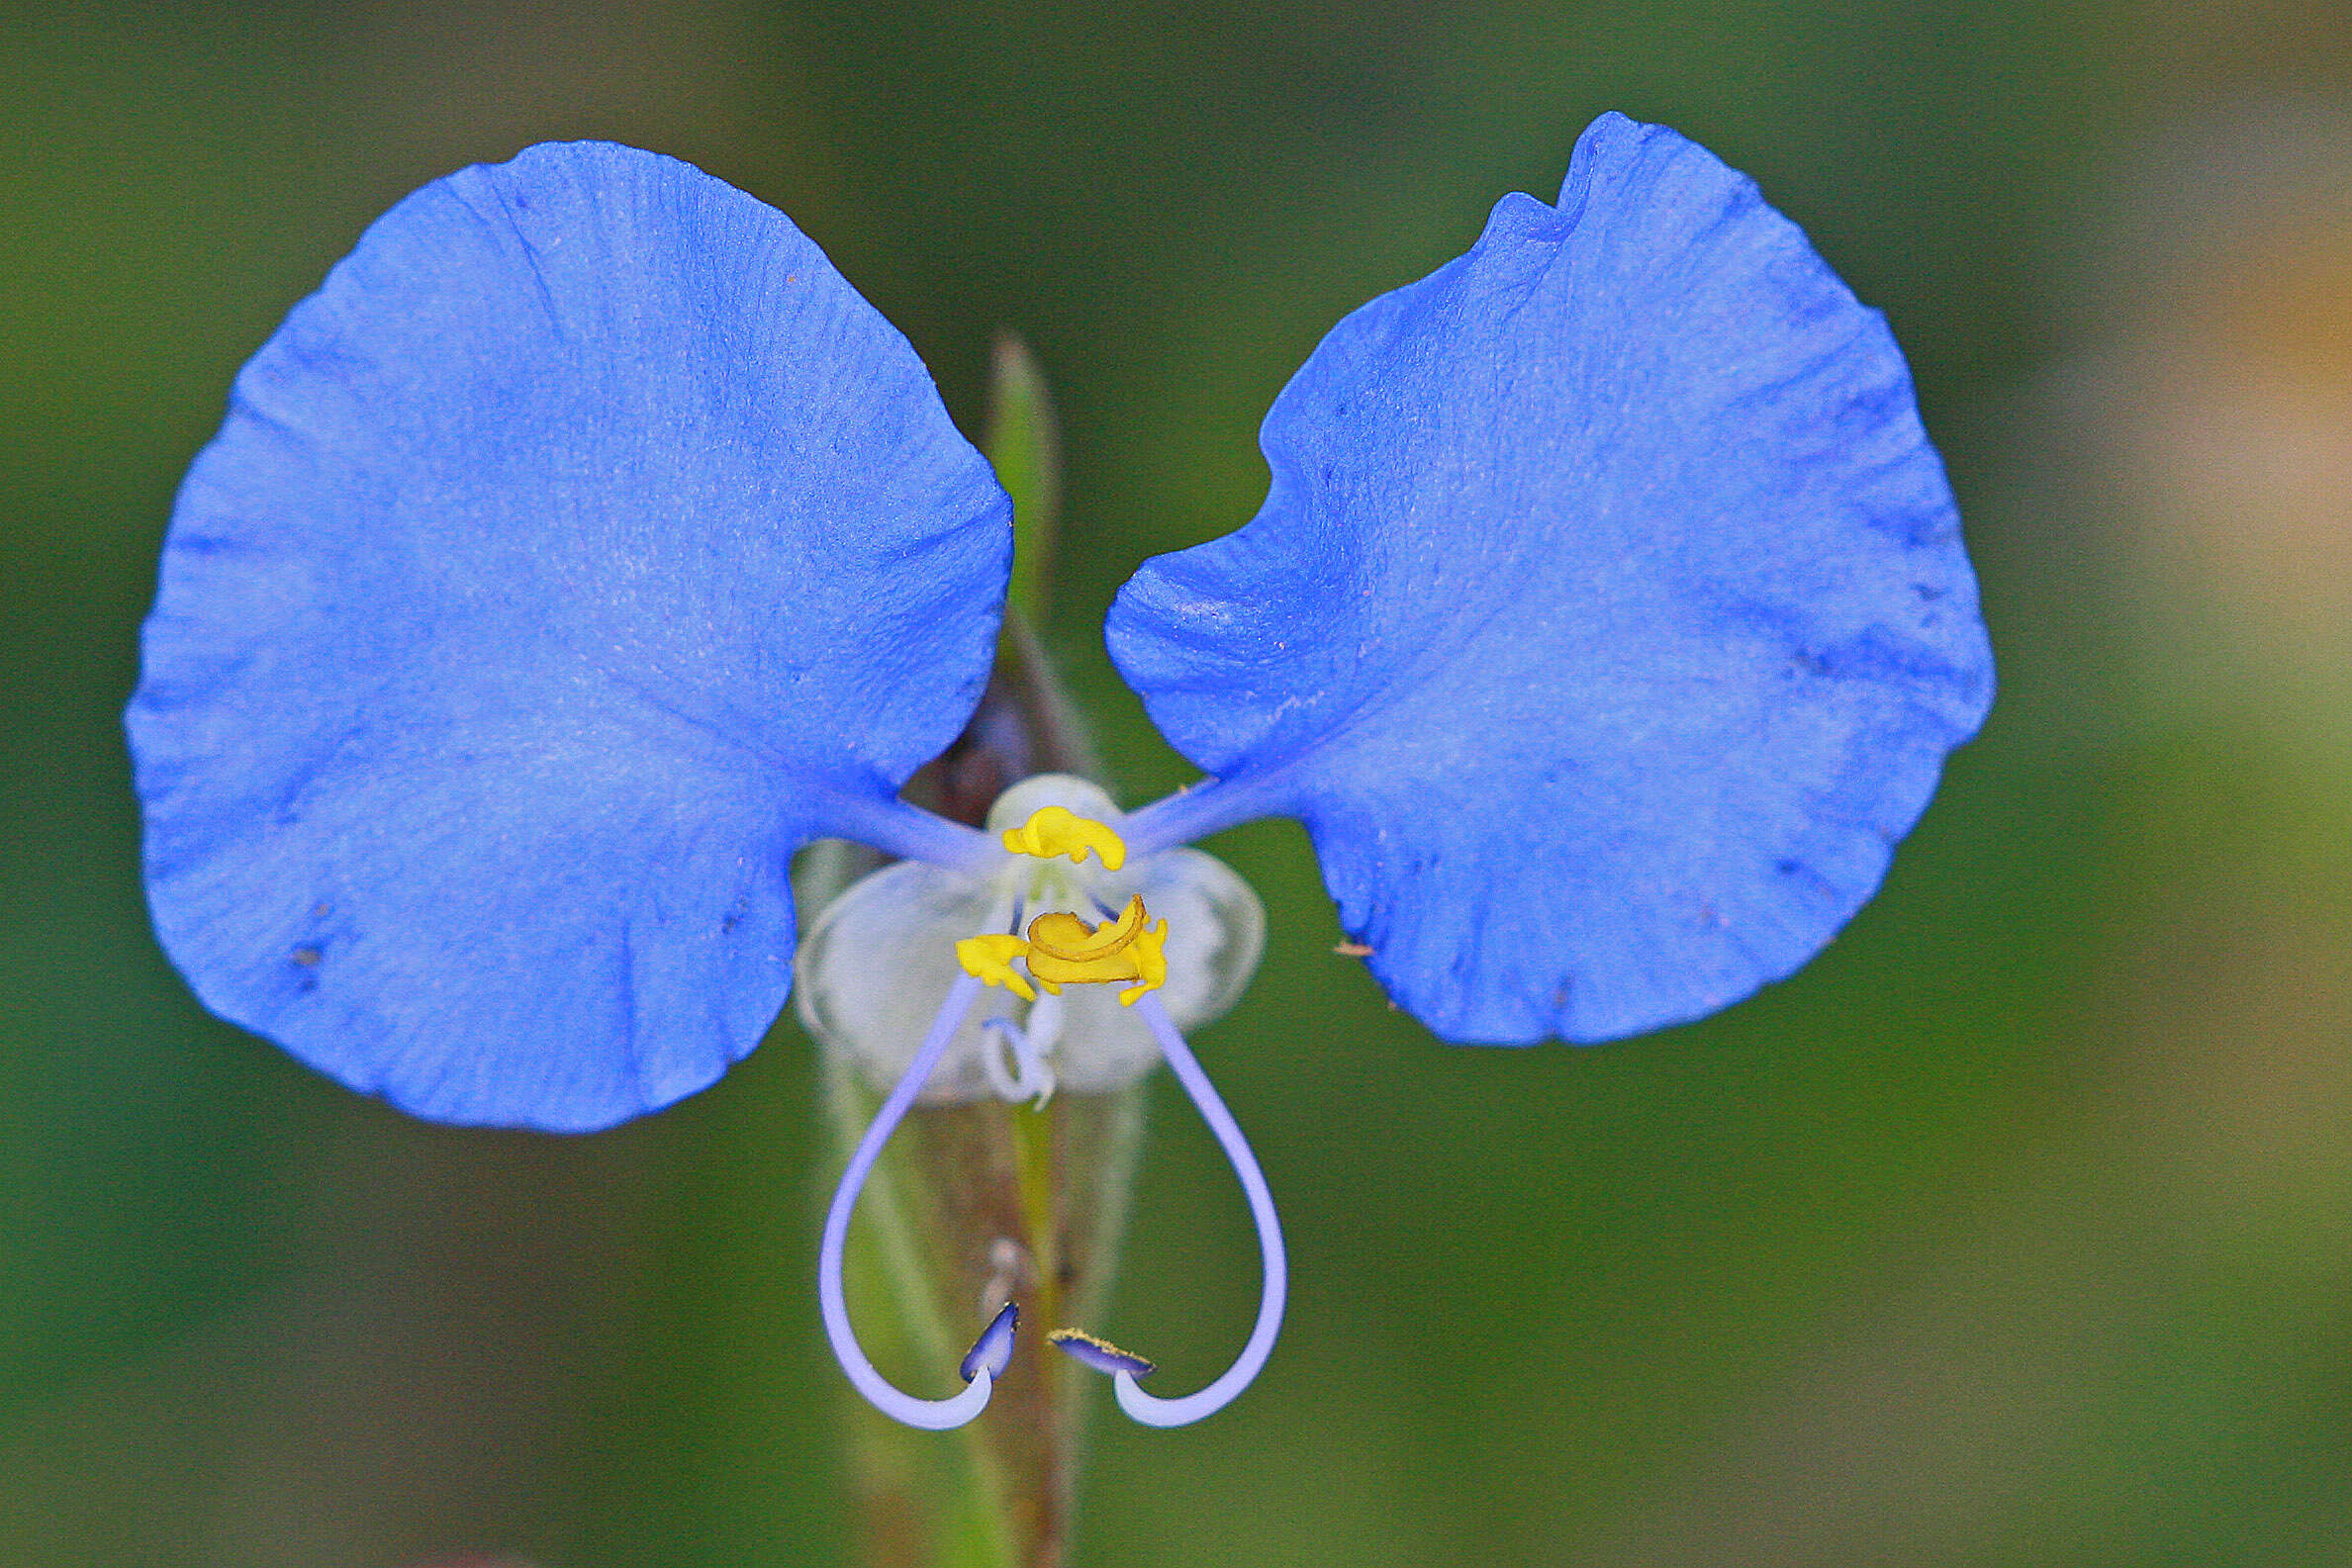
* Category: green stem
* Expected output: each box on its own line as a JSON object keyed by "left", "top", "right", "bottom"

{"left": 825, "top": 1054, "right": 1141, "bottom": 1568}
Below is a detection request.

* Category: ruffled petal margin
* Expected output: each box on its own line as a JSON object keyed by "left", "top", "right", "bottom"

{"left": 130, "top": 142, "right": 1008, "bottom": 1129}
{"left": 1109, "top": 113, "right": 1993, "bottom": 1045}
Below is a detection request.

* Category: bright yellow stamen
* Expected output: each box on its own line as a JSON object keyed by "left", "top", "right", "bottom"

{"left": 1019, "top": 894, "right": 1169, "bottom": 1005}
{"left": 1026, "top": 893, "right": 1145, "bottom": 962}
{"left": 955, "top": 932, "right": 1037, "bottom": 1002}
{"left": 1001, "top": 804, "right": 1127, "bottom": 870}
{"left": 1119, "top": 918, "right": 1169, "bottom": 1007}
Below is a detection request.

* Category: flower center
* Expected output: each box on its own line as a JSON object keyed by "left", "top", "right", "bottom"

{"left": 956, "top": 807, "right": 1173, "bottom": 1009}
{"left": 794, "top": 774, "right": 1263, "bottom": 1105}
{"left": 955, "top": 809, "right": 1175, "bottom": 1010}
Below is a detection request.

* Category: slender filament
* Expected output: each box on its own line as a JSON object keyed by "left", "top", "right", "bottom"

{"left": 1107, "top": 993, "right": 1288, "bottom": 1427}
{"left": 818, "top": 970, "right": 998, "bottom": 1430}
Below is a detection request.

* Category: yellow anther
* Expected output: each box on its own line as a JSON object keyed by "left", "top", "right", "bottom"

{"left": 1026, "top": 894, "right": 1145, "bottom": 963}
{"left": 955, "top": 932, "right": 1037, "bottom": 1002}
{"left": 1020, "top": 895, "right": 1169, "bottom": 1005}
{"left": 1001, "top": 804, "right": 1127, "bottom": 870}
{"left": 1118, "top": 918, "right": 1169, "bottom": 1007}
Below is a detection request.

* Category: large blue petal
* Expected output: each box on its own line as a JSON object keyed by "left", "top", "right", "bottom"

{"left": 1108, "top": 114, "right": 1993, "bottom": 1045}
{"left": 129, "top": 142, "right": 1009, "bottom": 1131}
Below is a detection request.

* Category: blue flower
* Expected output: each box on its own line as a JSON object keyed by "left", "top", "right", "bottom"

{"left": 129, "top": 114, "right": 1994, "bottom": 1429}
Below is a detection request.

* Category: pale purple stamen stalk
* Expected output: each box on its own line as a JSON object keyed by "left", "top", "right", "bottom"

{"left": 818, "top": 970, "right": 1001, "bottom": 1430}
{"left": 1091, "top": 993, "right": 1288, "bottom": 1429}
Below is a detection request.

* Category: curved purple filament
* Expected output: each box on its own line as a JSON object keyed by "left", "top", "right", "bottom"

{"left": 1108, "top": 993, "right": 1288, "bottom": 1428}
{"left": 817, "top": 971, "right": 997, "bottom": 1430}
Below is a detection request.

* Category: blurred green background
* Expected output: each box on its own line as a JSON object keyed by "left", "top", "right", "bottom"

{"left": 7, "top": 0, "right": 2352, "bottom": 1563}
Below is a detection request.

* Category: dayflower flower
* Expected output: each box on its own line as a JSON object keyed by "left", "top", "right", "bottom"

{"left": 128, "top": 114, "right": 1994, "bottom": 1432}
